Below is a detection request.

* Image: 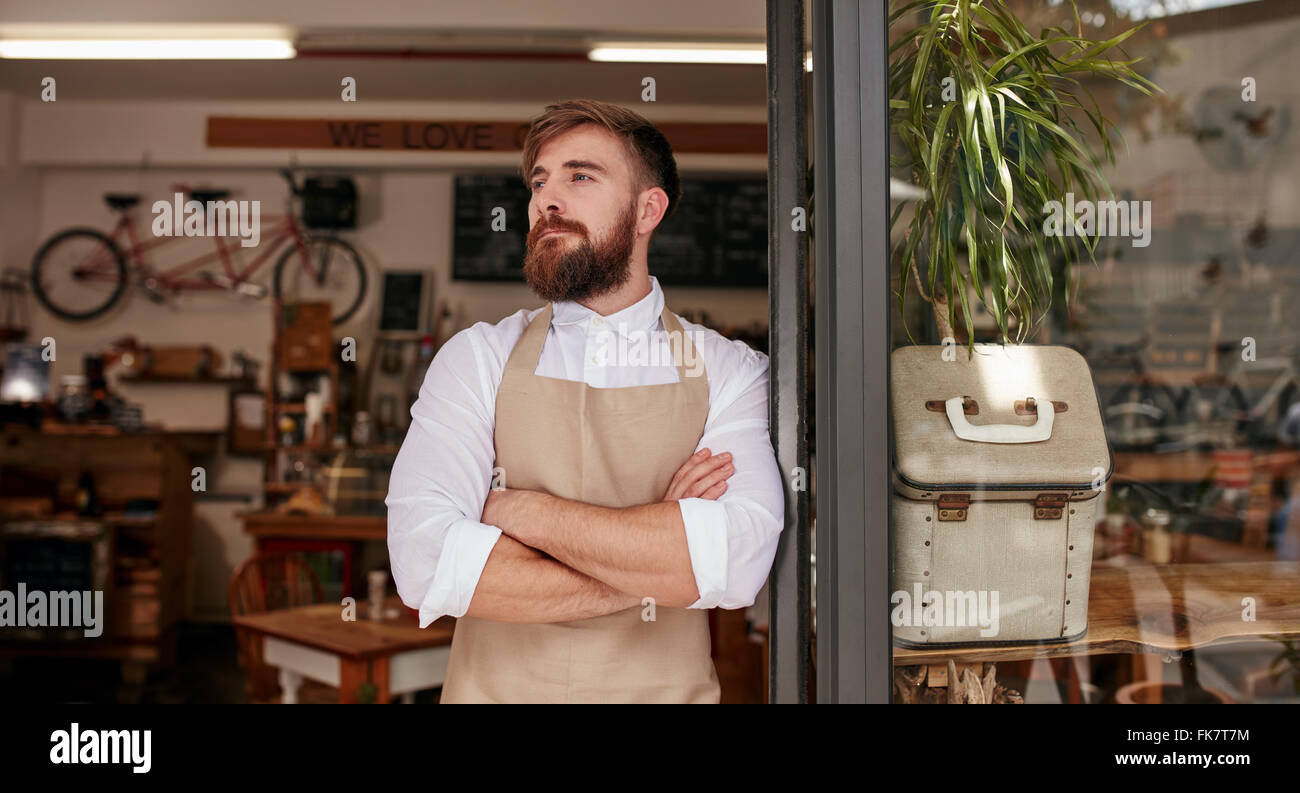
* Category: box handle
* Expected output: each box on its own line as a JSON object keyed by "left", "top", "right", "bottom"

{"left": 945, "top": 395, "right": 1055, "bottom": 444}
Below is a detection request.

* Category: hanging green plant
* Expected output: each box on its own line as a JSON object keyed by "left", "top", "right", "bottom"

{"left": 889, "top": 0, "right": 1160, "bottom": 350}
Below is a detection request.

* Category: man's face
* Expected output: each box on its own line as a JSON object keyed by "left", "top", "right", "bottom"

{"left": 523, "top": 125, "right": 641, "bottom": 303}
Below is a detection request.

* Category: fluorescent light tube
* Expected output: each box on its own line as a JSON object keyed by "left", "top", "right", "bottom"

{"left": 0, "top": 39, "right": 295, "bottom": 59}
{"left": 589, "top": 42, "right": 813, "bottom": 71}
{"left": 589, "top": 42, "right": 766, "bottom": 65}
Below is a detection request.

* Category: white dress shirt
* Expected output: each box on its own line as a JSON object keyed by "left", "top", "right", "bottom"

{"left": 386, "top": 275, "right": 785, "bottom": 628}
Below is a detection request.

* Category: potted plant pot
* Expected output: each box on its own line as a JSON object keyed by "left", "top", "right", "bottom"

{"left": 1115, "top": 680, "right": 1234, "bottom": 704}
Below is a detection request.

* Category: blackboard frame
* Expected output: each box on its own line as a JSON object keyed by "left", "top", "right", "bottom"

{"left": 377, "top": 270, "right": 431, "bottom": 333}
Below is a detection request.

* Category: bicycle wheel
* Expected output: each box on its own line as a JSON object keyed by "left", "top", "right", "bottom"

{"left": 30, "top": 228, "right": 128, "bottom": 321}
{"left": 1250, "top": 380, "right": 1300, "bottom": 446}
{"left": 1104, "top": 381, "right": 1175, "bottom": 450}
{"left": 1273, "top": 381, "right": 1300, "bottom": 445}
{"left": 272, "top": 235, "right": 368, "bottom": 326}
{"left": 1181, "top": 381, "right": 1248, "bottom": 449}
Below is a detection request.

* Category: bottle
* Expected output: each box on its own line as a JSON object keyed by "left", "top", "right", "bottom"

{"left": 406, "top": 333, "right": 436, "bottom": 408}
{"left": 75, "top": 470, "right": 100, "bottom": 517}
{"left": 84, "top": 355, "right": 110, "bottom": 421}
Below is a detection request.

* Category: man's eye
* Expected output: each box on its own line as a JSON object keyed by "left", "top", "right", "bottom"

{"left": 573, "top": 173, "right": 591, "bottom": 182}
{"left": 531, "top": 180, "right": 544, "bottom": 191}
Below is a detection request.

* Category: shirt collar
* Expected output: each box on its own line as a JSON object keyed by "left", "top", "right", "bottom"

{"left": 550, "top": 275, "right": 664, "bottom": 333}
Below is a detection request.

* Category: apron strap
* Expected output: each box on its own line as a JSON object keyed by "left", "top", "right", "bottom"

{"left": 504, "top": 301, "right": 710, "bottom": 392}
{"left": 504, "top": 303, "right": 553, "bottom": 376}
{"left": 660, "top": 306, "right": 709, "bottom": 392}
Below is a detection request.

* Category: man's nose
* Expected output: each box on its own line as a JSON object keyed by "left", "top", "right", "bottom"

{"left": 536, "top": 209, "right": 565, "bottom": 230}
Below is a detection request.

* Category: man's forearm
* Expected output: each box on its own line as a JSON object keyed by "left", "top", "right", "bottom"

{"left": 488, "top": 490, "right": 701, "bottom": 608}
{"left": 463, "top": 533, "right": 642, "bottom": 623}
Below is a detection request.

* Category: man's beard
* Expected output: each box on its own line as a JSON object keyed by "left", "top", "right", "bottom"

{"left": 522, "top": 201, "right": 638, "bottom": 303}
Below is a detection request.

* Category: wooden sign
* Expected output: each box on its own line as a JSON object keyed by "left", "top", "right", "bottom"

{"left": 206, "top": 117, "right": 766, "bottom": 154}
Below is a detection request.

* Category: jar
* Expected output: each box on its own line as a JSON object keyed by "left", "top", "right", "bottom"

{"left": 1140, "top": 507, "right": 1173, "bottom": 564}
{"left": 58, "top": 375, "right": 90, "bottom": 423}
{"left": 351, "top": 411, "right": 373, "bottom": 448}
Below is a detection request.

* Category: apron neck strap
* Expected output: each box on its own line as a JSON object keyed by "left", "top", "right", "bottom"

{"left": 507, "top": 303, "right": 707, "bottom": 387}
{"left": 506, "top": 303, "right": 553, "bottom": 375}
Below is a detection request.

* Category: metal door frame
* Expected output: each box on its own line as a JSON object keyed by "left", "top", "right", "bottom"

{"left": 767, "top": 0, "right": 893, "bottom": 704}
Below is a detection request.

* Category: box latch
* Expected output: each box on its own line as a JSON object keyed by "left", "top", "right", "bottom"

{"left": 937, "top": 493, "right": 969, "bottom": 522}
{"left": 1034, "top": 493, "right": 1067, "bottom": 520}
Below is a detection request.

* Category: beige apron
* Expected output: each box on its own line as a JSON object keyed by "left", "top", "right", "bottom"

{"left": 439, "top": 302, "right": 720, "bottom": 703}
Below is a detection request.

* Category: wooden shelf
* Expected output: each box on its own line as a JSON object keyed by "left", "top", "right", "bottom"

{"left": 1113, "top": 449, "right": 1300, "bottom": 483}
{"left": 0, "top": 430, "right": 195, "bottom": 669}
{"left": 270, "top": 443, "right": 339, "bottom": 454}
{"left": 19, "top": 426, "right": 223, "bottom": 457}
{"left": 1113, "top": 451, "right": 1222, "bottom": 483}
{"left": 102, "top": 511, "right": 158, "bottom": 528}
{"left": 275, "top": 403, "right": 335, "bottom": 413}
{"left": 267, "top": 443, "right": 397, "bottom": 455}
{"left": 119, "top": 373, "right": 254, "bottom": 385}
{"left": 263, "top": 482, "right": 310, "bottom": 493}
{"left": 355, "top": 444, "right": 399, "bottom": 455}
{"left": 39, "top": 422, "right": 125, "bottom": 435}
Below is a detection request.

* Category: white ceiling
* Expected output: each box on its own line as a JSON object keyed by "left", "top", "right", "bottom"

{"left": 0, "top": 0, "right": 774, "bottom": 103}
{"left": 0, "top": 0, "right": 767, "bottom": 37}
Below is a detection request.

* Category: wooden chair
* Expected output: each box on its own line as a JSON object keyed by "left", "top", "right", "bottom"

{"left": 229, "top": 552, "right": 336, "bottom": 703}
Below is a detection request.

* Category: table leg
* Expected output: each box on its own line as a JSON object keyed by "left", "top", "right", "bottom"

{"left": 339, "top": 658, "right": 365, "bottom": 704}
{"left": 372, "top": 657, "right": 391, "bottom": 704}
{"left": 280, "top": 669, "right": 302, "bottom": 704}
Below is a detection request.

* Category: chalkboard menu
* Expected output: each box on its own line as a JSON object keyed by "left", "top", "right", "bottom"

{"left": 378, "top": 271, "right": 426, "bottom": 332}
{"left": 452, "top": 173, "right": 767, "bottom": 287}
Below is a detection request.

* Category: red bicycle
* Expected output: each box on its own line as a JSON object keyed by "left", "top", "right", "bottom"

{"left": 30, "top": 170, "right": 367, "bottom": 324}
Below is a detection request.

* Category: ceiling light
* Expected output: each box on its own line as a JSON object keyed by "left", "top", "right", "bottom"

{"left": 0, "top": 38, "right": 295, "bottom": 59}
{"left": 589, "top": 42, "right": 766, "bottom": 65}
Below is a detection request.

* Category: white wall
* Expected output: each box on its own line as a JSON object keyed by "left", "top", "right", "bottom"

{"left": 1102, "top": 16, "right": 1300, "bottom": 225}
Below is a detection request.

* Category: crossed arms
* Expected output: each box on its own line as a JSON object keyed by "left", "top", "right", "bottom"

{"left": 468, "top": 449, "right": 734, "bottom": 623}
{"left": 386, "top": 323, "right": 785, "bottom": 629}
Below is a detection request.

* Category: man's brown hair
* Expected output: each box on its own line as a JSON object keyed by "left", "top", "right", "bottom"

{"left": 521, "top": 98, "right": 682, "bottom": 221}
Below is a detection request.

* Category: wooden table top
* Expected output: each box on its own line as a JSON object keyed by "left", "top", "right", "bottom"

{"left": 232, "top": 597, "right": 454, "bottom": 660}
{"left": 893, "top": 561, "right": 1300, "bottom": 665}
{"left": 1181, "top": 534, "right": 1277, "bottom": 563}
{"left": 239, "top": 511, "right": 387, "bottom": 541}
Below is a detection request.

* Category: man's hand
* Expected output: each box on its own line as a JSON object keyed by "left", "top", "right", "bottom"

{"left": 472, "top": 448, "right": 736, "bottom": 606}
{"left": 481, "top": 487, "right": 524, "bottom": 535}
{"left": 661, "top": 448, "right": 734, "bottom": 502}
{"left": 482, "top": 445, "right": 735, "bottom": 542}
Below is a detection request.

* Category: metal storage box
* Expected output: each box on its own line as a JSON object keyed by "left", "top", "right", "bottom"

{"left": 890, "top": 344, "right": 1113, "bottom": 647}
{"left": 302, "top": 175, "right": 358, "bottom": 230}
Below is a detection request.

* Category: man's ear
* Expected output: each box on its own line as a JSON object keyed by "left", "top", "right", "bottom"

{"left": 636, "top": 186, "right": 670, "bottom": 235}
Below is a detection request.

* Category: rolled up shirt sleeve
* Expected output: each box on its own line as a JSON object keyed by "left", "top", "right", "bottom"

{"left": 386, "top": 326, "right": 503, "bottom": 628}
{"left": 676, "top": 339, "right": 785, "bottom": 610}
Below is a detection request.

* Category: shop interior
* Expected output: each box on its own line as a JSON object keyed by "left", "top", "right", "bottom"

{"left": 0, "top": 1, "right": 776, "bottom": 703}
{"left": 3, "top": 0, "right": 1299, "bottom": 706}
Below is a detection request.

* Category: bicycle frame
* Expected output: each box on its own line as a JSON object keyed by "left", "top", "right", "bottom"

{"left": 77, "top": 209, "right": 314, "bottom": 291}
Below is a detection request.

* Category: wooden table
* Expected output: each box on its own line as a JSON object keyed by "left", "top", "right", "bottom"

{"left": 894, "top": 561, "right": 1300, "bottom": 665}
{"left": 240, "top": 512, "right": 387, "bottom": 542}
{"left": 231, "top": 597, "right": 455, "bottom": 703}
